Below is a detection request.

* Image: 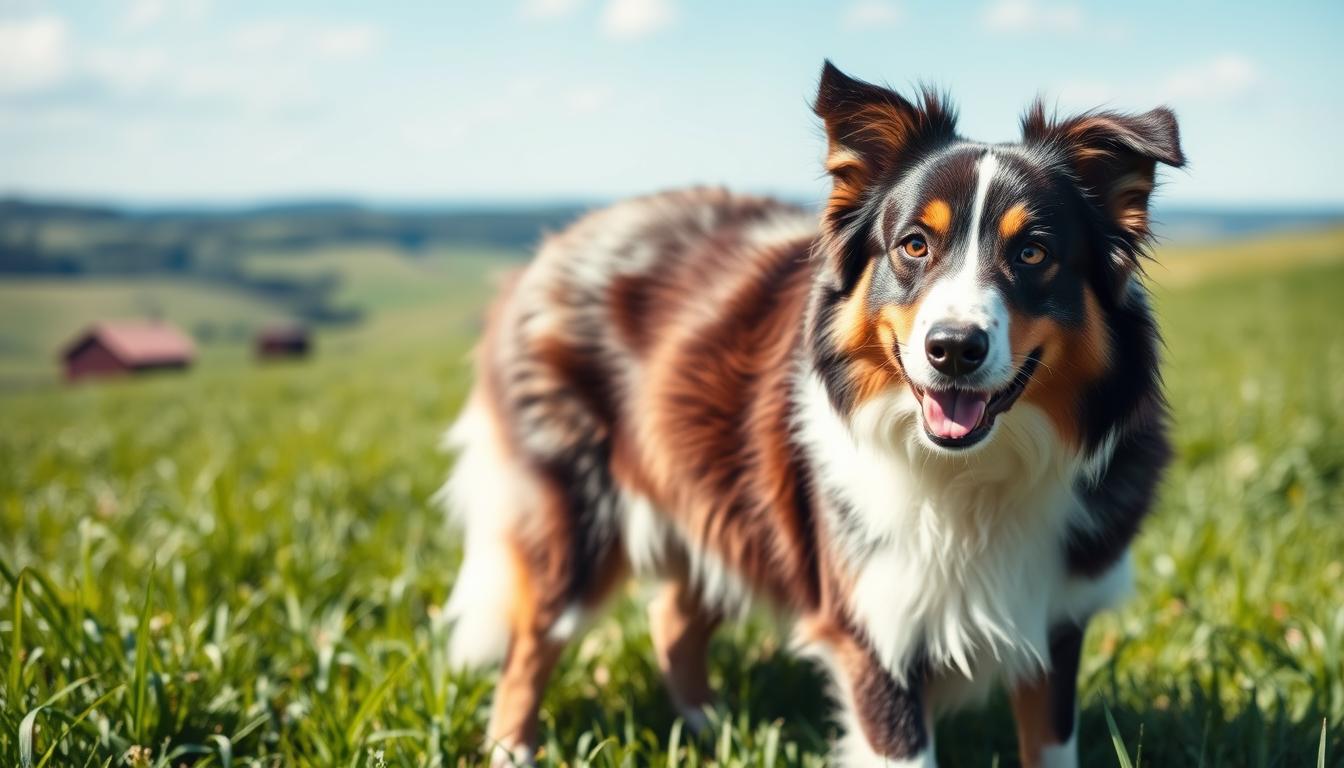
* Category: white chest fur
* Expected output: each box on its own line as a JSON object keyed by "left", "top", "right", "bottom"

{"left": 796, "top": 374, "right": 1129, "bottom": 708}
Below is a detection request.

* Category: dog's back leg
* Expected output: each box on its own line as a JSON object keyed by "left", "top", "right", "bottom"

{"left": 442, "top": 393, "right": 629, "bottom": 762}
{"left": 648, "top": 576, "right": 721, "bottom": 732}
{"left": 485, "top": 471, "right": 627, "bottom": 763}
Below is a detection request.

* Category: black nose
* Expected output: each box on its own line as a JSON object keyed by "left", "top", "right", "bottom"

{"left": 925, "top": 323, "right": 990, "bottom": 376}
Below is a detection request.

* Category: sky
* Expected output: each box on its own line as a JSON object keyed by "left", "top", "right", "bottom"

{"left": 0, "top": 0, "right": 1341, "bottom": 207}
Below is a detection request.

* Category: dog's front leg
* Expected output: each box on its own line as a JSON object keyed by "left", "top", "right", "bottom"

{"left": 808, "top": 621, "right": 934, "bottom": 767}
{"left": 1010, "top": 621, "right": 1085, "bottom": 768}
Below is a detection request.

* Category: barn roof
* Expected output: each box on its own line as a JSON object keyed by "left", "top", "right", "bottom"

{"left": 63, "top": 321, "right": 196, "bottom": 366}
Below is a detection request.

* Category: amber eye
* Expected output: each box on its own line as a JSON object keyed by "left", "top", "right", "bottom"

{"left": 900, "top": 235, "right": 929, "bottom": 259}
{"left": 1017, "top": 243, "right": 1048, "bottom": 266}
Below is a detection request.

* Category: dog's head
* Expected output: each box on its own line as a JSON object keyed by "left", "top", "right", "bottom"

{"left": 812, "top": 61, "right": 1184, "bottom": 452}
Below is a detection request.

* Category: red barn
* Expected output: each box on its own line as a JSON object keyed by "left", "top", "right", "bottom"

{"left": 61, "top": 321, "right": 196, "bottom": 382}
{"left": 254, "top": 325, "right": 311, "bottom": 360}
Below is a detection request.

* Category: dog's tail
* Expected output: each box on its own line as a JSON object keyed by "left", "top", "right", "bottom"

{"left": 435, "top": 393, "right": 522, "bottom": 668}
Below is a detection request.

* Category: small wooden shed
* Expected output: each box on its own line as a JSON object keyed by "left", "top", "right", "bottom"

{"left": 62, "top": 321, "right": 196, "bottom": 381}
{"left": 255, "top": 325, "right": 311, "bottom": 360}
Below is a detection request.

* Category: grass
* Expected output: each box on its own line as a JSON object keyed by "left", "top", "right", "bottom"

{"left": 243, "top": 245, "right": 524, "bottom": 313}
{"left": 2, "top": 229, "right": 1343, "bottom": 766}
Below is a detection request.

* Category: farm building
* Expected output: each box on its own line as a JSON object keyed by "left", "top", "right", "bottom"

{"left": 61, "top": 321, "right": 196, "bottom": 381}
{"left": 254, "top": 325, "right": 311, "bottom": 360}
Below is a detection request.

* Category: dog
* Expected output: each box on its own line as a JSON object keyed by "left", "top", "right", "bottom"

{"left": 439, "top": 60, "right": 1183, "bottom": 767}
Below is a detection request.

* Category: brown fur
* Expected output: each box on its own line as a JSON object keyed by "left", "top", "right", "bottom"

{"left": 920, "top": 199, "right": 953, "bottom": 235}
{"left": 999, "top": 202, "right": 1030, "bottom": 240}
{"left": 1010, "top": 674, "right": 1060, "bottom": 767}
{"left": 1012, "top": 288, "right": 1112, "bottom": 446}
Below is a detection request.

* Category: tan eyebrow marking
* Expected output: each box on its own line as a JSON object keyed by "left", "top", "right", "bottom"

{"left": 999, "top": 202, "right": 1030, "bottom": 240}
{"left": 919, "top": 199, "right": 952, "bottom": 235}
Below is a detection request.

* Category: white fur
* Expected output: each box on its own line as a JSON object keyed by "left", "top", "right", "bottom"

{"left": 1038, "top": 735, "right": 1079, "bottom": 768}
{"left": 685, "top": 537, "right": 754, "bottom": 616}
{"left": 1056, "top": 550, "right": 1134, "bottom": 627}
{"left": 1078, "top": 428, "right": 1119, "bottom": 487}
{"left": 485, "top": 740, "right": 533, "bottom": 768}
{"left": 547, "top": 604, "right": 585, "bottom": 643}
{"left": 437, "top": 399, "right": 527, "bottom": 668}
{"left": 903, "top": 151, "right": 1015, "bottom": 404}
{"left": 795, "top": 371, "right": 1126, "bottom": 716}
{"left": 623, "top": 493, "right": 675, "bottom": 576}
{"left": 622, "top": 493, "right": 754, "bottom": 615}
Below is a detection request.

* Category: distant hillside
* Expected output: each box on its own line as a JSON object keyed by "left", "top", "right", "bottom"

{"left": 1152, "top": 207, "right": 1344, "bottom": 243}
{"left": 3, "top": 197, "right": 1341, "bottom": 283}
{"left": 0, "top": 197, "right": 588, "bottom": 270}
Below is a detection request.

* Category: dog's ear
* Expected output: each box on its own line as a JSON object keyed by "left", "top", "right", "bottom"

{"left": 1022, "top": 102, "right": 1185, "bottom": 290}
{"left": 814, "top": 61, "right": 956, "bottom": 280}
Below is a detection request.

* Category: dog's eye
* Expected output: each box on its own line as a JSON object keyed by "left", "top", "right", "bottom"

{"left": 900, "top": 236, "right": 929, "bottom": 259}
{"left": 1016, "top": 243, "right": 1048, "bottom": 266}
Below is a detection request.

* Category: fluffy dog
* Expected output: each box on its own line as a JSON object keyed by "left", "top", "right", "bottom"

{"left": 440, "top": 60, "right": 1183, "bottom": 767}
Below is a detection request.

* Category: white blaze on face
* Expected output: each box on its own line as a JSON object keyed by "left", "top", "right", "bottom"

{"left": 904, "top": 151, "right": 1013, "bottom": 392}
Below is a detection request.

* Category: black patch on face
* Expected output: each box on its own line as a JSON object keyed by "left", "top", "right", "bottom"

{"left": 871, "top": 147, "right": 980, "bottom": 310}
{"left": 866, "top": 238, "right": 914, "bottom": 311}
{"left": 979, "top": 150, "right": 1091, "bottom": 328}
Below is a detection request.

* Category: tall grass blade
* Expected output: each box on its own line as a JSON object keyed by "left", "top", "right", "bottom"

{"left": 10, "top": 570, "right": 25, "bottom": 710}
{"left": 19, "top": 705, "right": 42, "bottom": 768}
{"left": 666, "top": 720, "right": 681, "bottom": 768}
{"left": 1103, "top": 701, "right": 1135, "bottom": 768}
{"left": 208, "top": 734, "right": 233, "bottom": 768}
{"left": 130, "top": 571, "right": 154, "bottom": 746}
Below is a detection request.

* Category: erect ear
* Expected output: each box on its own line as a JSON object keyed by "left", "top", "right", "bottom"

{"left": 813, "top": 61, "right": 957, "bottom": 276}
{"left": 1022, "top": 102, "right": 1185, "bottom": 285}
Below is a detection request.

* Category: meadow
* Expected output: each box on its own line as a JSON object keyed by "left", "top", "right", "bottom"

{"left": 1, "top": 227, "right": 1342, "bottom": 767}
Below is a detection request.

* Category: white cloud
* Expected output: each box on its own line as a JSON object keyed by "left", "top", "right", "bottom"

{"left": 601, "top": 0, "right": 675, "bottom": 41}
{"left": 983, "top": 0, "right": 1082, "bottom": 33}
{"left": 312, "top": 24, "right": 382, "bottom": 60}
{"left": 125, "top": 0, "right": 168, "bottom": 29}
{"left": 231, "top": 20, "right": 296, "bottom": 52}
{"left": 85, "top": 48, "right": 169, "bottom": 93}
{"left": 231, "top": 20, "right": 382, "bottom": 61}
{"left": 565, "top": 84, "right": 611, "bottom": 116}
{"left": 1055, "top": 80, "right": 1115, "bottom": 109}
{"left": 519, "top": 0, "right": 585, "bottom": 21}
{"left": 0, "top": 16, "right": 71, "bottom": 93}
{"left": 1055, "top": 54, "right": 1261, "bottom": 111}
{"left": 1158, "top": 54, "right": 1259, "bottom": 103}
{"left": 123, "top": 0, "right": 213, "bottom": 30}
{"left": 842, "top": 0, "right": 902, "bottom": 30}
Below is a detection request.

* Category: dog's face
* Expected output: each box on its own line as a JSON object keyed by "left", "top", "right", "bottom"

{"left": 814, "top": 61, "right": 1184, "bottom": 452}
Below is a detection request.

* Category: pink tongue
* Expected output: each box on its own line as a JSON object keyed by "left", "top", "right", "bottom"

{"left": 922, "top": 390, "right": 989, "bottom": 440}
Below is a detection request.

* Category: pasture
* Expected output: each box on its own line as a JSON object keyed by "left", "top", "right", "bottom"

{"left": 1, "top": 227, "right": 1342, "bottom": 766}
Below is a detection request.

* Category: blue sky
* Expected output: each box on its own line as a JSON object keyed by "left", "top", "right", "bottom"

{"left": 1, "top": 0, "right": 1341, "bottom": 206}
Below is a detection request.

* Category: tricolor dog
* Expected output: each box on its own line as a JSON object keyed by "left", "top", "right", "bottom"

{"left": 439, "top": 61, "right": 1184, "bottom": 766}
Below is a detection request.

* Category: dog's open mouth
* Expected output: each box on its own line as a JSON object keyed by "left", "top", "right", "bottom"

{"left": 910, "top": 351, "right": 1042, "bottom": 449}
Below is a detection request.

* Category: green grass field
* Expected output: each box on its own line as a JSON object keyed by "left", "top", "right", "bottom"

{"left": 1, "top": 229, "right": 1342, "bottom": 767}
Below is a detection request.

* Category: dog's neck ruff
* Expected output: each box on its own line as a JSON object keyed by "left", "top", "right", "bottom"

{"left": 795, "top": 369, "right": 1090, "bottom": 692}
